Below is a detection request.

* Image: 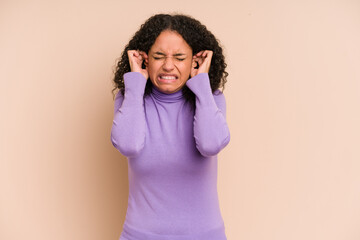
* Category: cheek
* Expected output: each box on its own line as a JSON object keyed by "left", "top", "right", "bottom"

{"left": 179, "top": 61, "right": 192, "bottom": 73}
{"left": 148, "top": 62, "right": 160, "bottom": 75}
{"left": 184, "top": 65, "right": 192, "bottom": 78}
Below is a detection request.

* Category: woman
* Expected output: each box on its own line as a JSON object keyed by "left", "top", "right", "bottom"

{"left": 111, "top": 13, "right": 230, "bottom": 240}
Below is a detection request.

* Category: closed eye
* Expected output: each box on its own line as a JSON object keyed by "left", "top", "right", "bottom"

{"left": 153, "top": 56, "right": 165, "bottom": 60}
{"left": 152, "top": 56, "right": 186, "bottom": 61}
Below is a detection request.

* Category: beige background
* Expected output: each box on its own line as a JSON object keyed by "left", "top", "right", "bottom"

{"left": 1, "top": 0, "right": 360, "bottom": 239}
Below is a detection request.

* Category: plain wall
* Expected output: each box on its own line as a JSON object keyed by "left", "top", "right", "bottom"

{"left": 1, "top": 0, "right": 360, "bottom": 239}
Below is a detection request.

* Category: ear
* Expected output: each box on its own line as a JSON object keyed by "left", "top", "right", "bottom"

{"left": 192, "top": 58, "right": 197, "bottom": 68}
{"left": 144, "top": 57, "right": 149, "bottom": 67}
{"left": 141, "top": 51, "right": 149, "bottom": 66}
{"left": 192, "top": 60, "right": 200, "bottom": 69}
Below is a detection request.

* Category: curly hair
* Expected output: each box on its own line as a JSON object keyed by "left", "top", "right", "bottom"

{"left": 112, "top": 13, "right": 228, "bottom": 103}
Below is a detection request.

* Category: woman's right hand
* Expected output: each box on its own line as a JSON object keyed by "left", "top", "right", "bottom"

{"left": 127, "top": 50, "right": 149, "bottom": 80}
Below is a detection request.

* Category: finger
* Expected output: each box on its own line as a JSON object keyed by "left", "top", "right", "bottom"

{"left": 127, "top": 50, "right": 134, "bottom": 58}
{"left": 195, "top": 51, "right": 204, "bottom": 57}
{"left": 127, "top": 50, "right": 144, "bottom": 72}
{"left": 128, "top": 50, "right": 139, "bottom": 60}
{"left": 202, "top": 50, "right": 210, "bottom": 58}
{"left": 202, "top": 50, "right": 213, "bottom": 65}
{"left": 133, "top": 51, "right": 145, "bottom": 64}
{"left": 139, "top": 51, "right": 147, "bottom": 57}
{"left": 193, "top": 54, "right": 204, "bottom": 62}
{"left": 139, "top": 51, "right": 148, "bottom": 62}
{"left": 205, "top": 50, "right": 213, "bottom": 59}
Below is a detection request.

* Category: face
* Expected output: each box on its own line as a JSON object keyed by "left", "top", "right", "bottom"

{"left": 146, "top": 30, "right": 194, "bottom": 94}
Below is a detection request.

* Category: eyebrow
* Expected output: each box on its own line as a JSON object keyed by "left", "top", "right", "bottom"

{"left": 153, "top": 51, "right": 186, "bottom": 57}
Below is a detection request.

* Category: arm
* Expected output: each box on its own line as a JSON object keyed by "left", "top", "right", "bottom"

{"left": 186, "top": 73, "right": 230, "bottom": 157}
{"left": 110, "top": 72, "right": 147, "bottom": 157}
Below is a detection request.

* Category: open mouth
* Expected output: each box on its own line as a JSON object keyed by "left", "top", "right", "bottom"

{"left": 158, "top": 74, "right": 178, "bottom": 83}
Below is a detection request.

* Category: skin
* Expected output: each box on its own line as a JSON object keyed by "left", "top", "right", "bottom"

{"left": 127, "top": 30, "right": 213, "bottom": 94}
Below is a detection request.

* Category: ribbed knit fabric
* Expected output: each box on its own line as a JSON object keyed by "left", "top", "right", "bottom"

{"left": 111, "top": 72, "right": 230, "bottom": 240}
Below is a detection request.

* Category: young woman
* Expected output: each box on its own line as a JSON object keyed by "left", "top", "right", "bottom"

{"left": 111, "top": 13, "right": 230, "bottom": 240}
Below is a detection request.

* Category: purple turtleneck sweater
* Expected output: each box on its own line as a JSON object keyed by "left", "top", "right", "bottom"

{"left": 111, "top": 72, "right": 230, "bottom": 240}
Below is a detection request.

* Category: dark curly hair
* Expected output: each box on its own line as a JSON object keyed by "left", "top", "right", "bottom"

{"left": 112, "top": 13, "right": 228, "bottom": 103}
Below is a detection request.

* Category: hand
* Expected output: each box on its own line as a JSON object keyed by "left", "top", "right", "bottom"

{"left": 127, "top": 50, "right": 149, "bottom": 79}
{"left": 190, "top": 50, "right": 213, "bottom": 78}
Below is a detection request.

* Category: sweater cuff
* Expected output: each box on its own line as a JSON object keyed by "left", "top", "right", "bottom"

{"left": 186, "top": 73, "right": 214, "bottom": 101}
{"left": 123, "top": 72, "right": 147, "bottom": 97}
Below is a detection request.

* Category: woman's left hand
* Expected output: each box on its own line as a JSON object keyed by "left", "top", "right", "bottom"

{"left": 190, "top": 50, "right": 213, "bottom": 78}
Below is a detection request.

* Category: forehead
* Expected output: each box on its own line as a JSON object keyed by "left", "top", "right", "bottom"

{"left": 149, "top": 30, "right": 192, "bottom": 54}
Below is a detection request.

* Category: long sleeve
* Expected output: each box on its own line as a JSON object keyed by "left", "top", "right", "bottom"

{"left": 110, "top": 72, "right": 147, "bottom": 157}
{"left": 186, "top": 73, "right": 230, "bottom": 157}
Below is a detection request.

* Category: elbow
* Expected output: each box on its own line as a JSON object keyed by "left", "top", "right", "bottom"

{"left": 197, "top": 144, "right": 221, "bottom": 157}
{"left": 196, "top": 133, "right": 230, "bottom": 157}
{"left": 110, "top": 131, "right": 144, "bottom": 157}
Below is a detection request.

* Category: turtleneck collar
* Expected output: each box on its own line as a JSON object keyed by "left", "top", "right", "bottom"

{"left": 151, "top": 86, "right": 184, "bottom": 103}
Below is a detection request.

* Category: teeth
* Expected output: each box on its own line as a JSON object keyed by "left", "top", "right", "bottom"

{"left": 160, "top": 76, "right": 176, "bottom": 80}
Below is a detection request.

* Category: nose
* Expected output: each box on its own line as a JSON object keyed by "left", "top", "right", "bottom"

{"left": 162, "top": 57, "right": 175, "bottom": 71}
